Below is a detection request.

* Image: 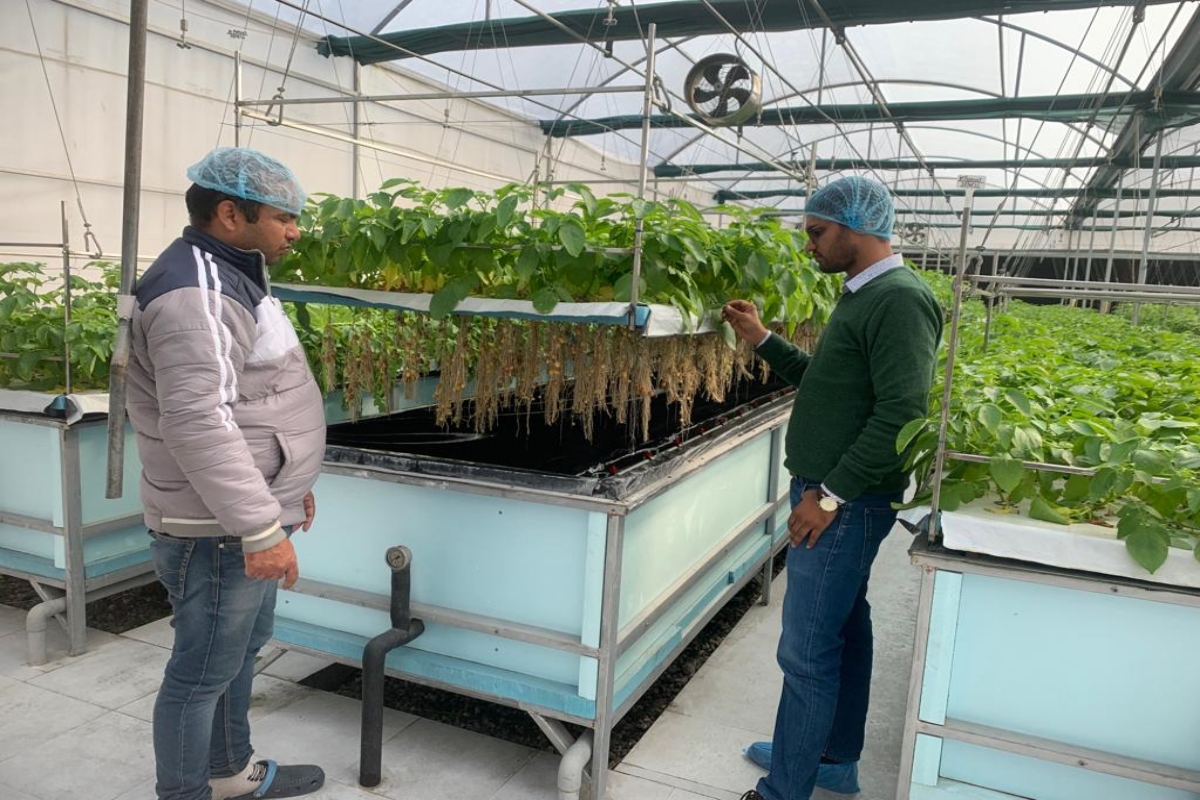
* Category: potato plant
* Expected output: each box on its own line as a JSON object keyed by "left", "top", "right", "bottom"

{"left": 901, "top": 288, "right": 1200, "bottom": 573}
{"left": 0, "top": 261, "right": 118, "bottom": 391}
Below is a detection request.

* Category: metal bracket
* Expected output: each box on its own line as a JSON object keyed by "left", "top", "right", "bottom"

{"left": 263, "top": 89, "right": 287, "bottom": 126}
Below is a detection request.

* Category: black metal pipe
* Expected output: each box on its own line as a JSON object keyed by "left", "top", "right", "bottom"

{"left": 360, "top": 546, "right": 423, "bottom": 788}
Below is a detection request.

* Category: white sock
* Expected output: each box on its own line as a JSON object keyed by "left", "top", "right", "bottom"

{"left": 209, "top": 761, "right": 267, "bottom": 800}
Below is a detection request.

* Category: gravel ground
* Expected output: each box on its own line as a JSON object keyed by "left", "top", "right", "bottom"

{"left": 0, "top": 574, "right": 171, "bottom": 634}
{"left": 0, "top": 550, "right": 784, "bottom": 764}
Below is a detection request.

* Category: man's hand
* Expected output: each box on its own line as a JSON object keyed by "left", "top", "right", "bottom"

{"left": 244, "top": 537, "right": 299, "bottom": 589}
{"left": 788, "top": 489, "right": 839, "bottom": 549}
{"left": 722, "top": 300, "right": 770, "bottom": 345}
{"left": 301, "top": 490, "right": 316, "bottom": 532}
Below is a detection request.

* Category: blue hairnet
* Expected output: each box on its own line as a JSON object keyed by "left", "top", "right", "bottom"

{"left": 806, "top": 176, "right": 894, "bottom": 240}
{"left": 186, "top": 147, "right": 307, "bottom": 216}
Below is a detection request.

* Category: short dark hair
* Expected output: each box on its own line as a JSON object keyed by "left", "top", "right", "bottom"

{"left": 185, "top": 183, "right": 262, "bottom": 226}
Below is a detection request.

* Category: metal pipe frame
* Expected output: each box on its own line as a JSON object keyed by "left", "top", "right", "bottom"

{"left": 237, "top": 84, "right": 646, "bottom": 107}
{"left": 628, "top": 22, "right": 657, "bottom": 322}
{"left": 928, "top": 188, "right": 978, "bottom": 537}
{"left": 898, "top": 539, "right": 1200, "bottom": 797}
{"left": 759, "top": 424, "right": 784, "bottom": 607}
{"left": 274, "top": 638, "right": 596, "bottom": 727}
{"left": 967, "top": 274, "right": 1200, "bottom": 294}
{"left": 894, "top": 561, "right": 937, "bottom": 800}
{"left": 998, "top": 287, "right": 1200, "bottom": 303}
{"left": 59, "top": 424, "right": 86, "bottom": 655}
{"left": 288, "top": 577, "right": 600, "bottom": 657}
{"left": 590, "top": 512, "right": 626, "bottom": 800}
{"left": 917, "top": 718, "right": 1200, "bottom": 793}
{"left": 1133, "top": 130, "right": 1167, "bottom": 324}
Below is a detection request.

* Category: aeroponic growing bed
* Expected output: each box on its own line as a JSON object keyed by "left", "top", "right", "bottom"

{"left": 271, "top": 376, "right": 795, "bottom": 797}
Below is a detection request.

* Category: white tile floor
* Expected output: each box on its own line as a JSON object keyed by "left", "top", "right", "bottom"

{"left": 0, "top": 529, "right": 920, "bottom": 799}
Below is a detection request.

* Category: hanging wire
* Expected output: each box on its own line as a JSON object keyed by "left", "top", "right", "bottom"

{"left": 261, "top": 0, "right": 313, "bottom": 127}
{"left": 23, "top": 0, "right": 102, "bottom": 257}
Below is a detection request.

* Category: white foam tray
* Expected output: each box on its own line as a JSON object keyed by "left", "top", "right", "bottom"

{"left": 935, "top": 497, "right": 1200, "bottom": 590}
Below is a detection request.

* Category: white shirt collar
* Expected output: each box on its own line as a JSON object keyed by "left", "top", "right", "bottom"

{"left": 843, "top": 253, "right": 905, "bottom": 294}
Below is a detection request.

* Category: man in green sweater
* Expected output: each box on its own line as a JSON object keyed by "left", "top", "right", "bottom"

{"left": 723, "top": 176, "right": 942, "bottom": 800}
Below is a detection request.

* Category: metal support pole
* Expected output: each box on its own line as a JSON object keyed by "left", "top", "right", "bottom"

{"left": 60, "top": 202, "right": 72, "bottom": 395}
{"left": 61, "top": 426, "right": 87, "bottom": 656}
{"left": 928, "top": 185, "right": 976, "bottom": 539}
{"left": 759, "top": 424, "right": 784, "bottom": 607}
{"left": 627, "top": 23, "right": 657, "bottom": 328}
{"left": 1101, "top": 170, "right": 1124, "bottom": 313}
{"left": 1133, "top": 130, "right": 1165, "bottom": 325}
{"left": 1083, "top": 214, "right": 1099, "bottom": 304}
{"left": 895, "top": 563, "right": 939, "bottom": 799}
{"left": 105, "top": 0, "right": 148, "bottom": 499}
{"left": 589, "top": 513, "right": 626, "bottom": 800}
{"left": 234, "top": 51, "right": 243, "bottom": 147}
{"left": 352, "top": 62, "right": 361, "bottom": 199}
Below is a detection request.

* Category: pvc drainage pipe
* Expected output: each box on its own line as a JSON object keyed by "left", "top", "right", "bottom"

{"left": 558, "top": 730, "right": 593, "bottom": 800}
{"left": 26, "top": 596, "right": 68, "bottom": 666}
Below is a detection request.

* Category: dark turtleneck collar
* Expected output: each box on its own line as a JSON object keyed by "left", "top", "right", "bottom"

{"left": 181, "top": 226, "right": 267, "bottom": 289}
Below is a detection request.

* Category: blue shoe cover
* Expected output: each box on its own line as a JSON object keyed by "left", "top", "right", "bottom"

{"left": 742, "top": 742, "right": 860, "bottom": 794}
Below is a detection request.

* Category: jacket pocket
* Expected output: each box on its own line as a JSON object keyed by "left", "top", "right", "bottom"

{"left": 269, "top": 427, "right": 325, "bottom": 496}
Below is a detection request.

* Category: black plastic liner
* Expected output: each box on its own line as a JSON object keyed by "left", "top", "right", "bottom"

{"left": 324, "top": 376, "right": 794, "bottom": 501}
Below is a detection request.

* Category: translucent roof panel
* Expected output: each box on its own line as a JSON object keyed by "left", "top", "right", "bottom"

{"left": 260, "top": 0, "right": 1200, "bottom": 248}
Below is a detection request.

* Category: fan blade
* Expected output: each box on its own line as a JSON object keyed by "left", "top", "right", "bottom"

{"left": 728, "top": 88, "right": 752, "bottom": 106}
{"left": 692, "top": 86, "right": 721, "bottom": 104}
{"left": 713, "top": 99, "right": 730, "bottom": 118}
{"left": 726, "top": 65, "right": 750, "bottom": 83}
{"left": 703, "top": 62, "right": 725, "bottom": 86}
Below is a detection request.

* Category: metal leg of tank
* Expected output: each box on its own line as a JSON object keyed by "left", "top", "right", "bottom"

{"left": 895, "top": 562, "right": 937, "bottom": 800}
{"left": 759, "top": 426, "right": 784, "bottom": 607}
{"left": 589, "top": 513, "right": 626, "bottom": 800}
{"left": 60, "top": 425, "right": 88, "bottom": 657}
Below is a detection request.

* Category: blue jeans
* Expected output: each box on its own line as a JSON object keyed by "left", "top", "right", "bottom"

{"left": 149, "top": 531, "right": 278, "bottom": 800}
{"left": 757, "top": 477, "right": 900, "bottom": 800}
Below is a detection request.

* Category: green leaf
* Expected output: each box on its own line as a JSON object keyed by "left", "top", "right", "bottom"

{"left": 1087, "top": 467, "right": 1118, "bottom": 501}
{"left": 1117, "top": 506, "right": 1171, "bottom": 574}
{"left": 612, "top": 273, "right": 634, "bottom": 302}
{"left": 1062, "top": 474, "right": 1090, "bottom": 502}
{"left": 531, "top": 287, "right": 559, "bottom": 314}
{"left": 496, "top": 195, "right": 519, "bottom": 229}
{"left": 16, "top": 351, "right": 40, "bottom": 382}
{"left": 429, "top": 285, "right": 460, "bottom": 319}
{"left": 294, "top": 303, "right": 312, "bottom": 335}
{"left": 895, "top": 418, "right": 927, "bottom": 454}
{"left": 515, "top": 247, "right": 540, "bottom": 281}
{"left": 977, "top": 403, "right": 1003, "bottom": 432}
{"left": 1005, "top": 388, "right": 1032, "bottom": 416}
{"left": 746, "top": 253, "right": 769, "bottom": 283}
{"left": 443, "top": 188, "right": 473, "bottom": 209}
{"left": 988, "top": 457, "right": 1025, "bottom": 495}
{"left": 1132, "top": 449, "right": 1170, "bottom": 475}
{"left": 1029, "top": 494, "right": 1072, "bottom": 525}
{"left": 558, "top": 219, "right": 586, "bottom": 257}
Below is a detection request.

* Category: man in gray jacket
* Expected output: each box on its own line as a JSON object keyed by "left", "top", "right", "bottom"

{"left": 126, "top": 148, "right": 327, "bottom": 800}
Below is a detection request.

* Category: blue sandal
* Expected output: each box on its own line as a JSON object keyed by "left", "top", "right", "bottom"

{"left": 226, "top": 760, "right": 325, "bottom": 799}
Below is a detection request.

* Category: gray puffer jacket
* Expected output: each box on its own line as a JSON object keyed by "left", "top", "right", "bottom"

{"left": 126, "top": 226, "right": 326, "bottom": 553}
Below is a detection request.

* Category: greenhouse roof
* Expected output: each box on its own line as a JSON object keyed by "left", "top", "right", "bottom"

{"left": 317, "top": 0, "right": 1178, "bottom": 64}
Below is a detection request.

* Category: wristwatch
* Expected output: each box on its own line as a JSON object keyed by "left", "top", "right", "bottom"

{"left": 817, "top": 488, "right": 844, "bottom": 513}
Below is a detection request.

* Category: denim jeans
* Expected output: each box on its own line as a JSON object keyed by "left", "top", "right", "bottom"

{"left": 149, "top": 531, "right": 278, "bottom": 800}
{"left": 757, "top": 477, "right": 901, "bottom": 800}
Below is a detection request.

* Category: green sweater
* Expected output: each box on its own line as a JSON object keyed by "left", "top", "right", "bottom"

{"left": 757, "top": 267, "right": 942, "bottom": 500}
